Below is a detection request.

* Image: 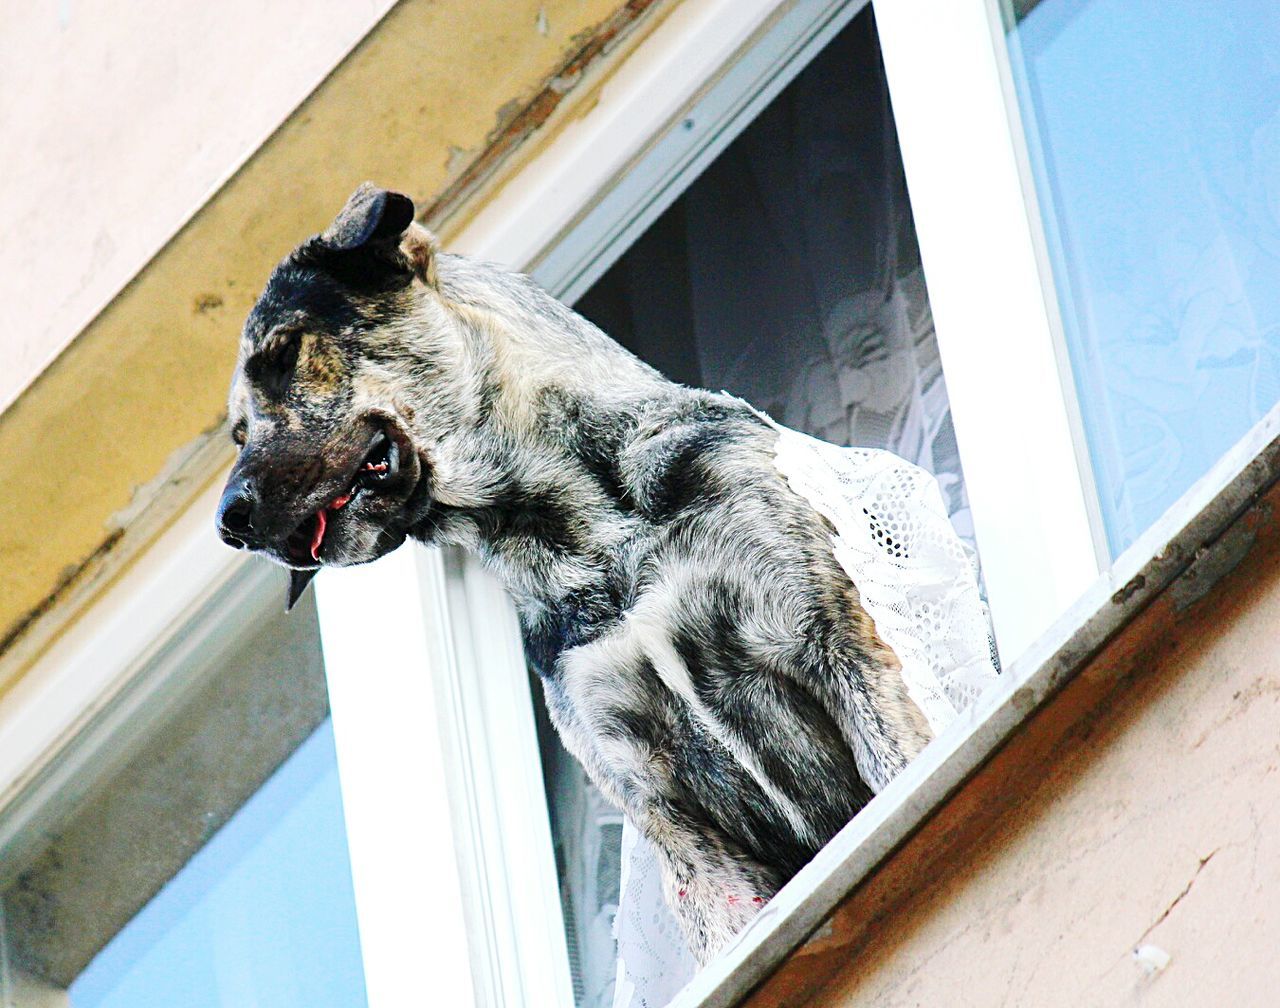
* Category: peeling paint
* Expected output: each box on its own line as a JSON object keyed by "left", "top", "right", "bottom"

{"left": 492, "top": 97, "right": 526, "bottom": 135}
{"left": 0, "top": 529, "right": 124, "bottom": 658}
{"left": 421, "top": 0, "right": 665, "bottom": 229}
{"left": 1169, "top": 519, "right": 1259, "bottom": 612}
{"left": 1110, "top": 573, "right": 1146, "bottom": 605}
{"left": 445, "top": 143, "right": 474, "bottom": 179}
{"left": 0, "top": 425, "right": 233, "bottom": 685}
{"left": 109, "top": 420, "right": 229, "bottom": 532}
{"left": 1133, "top": 944, "right": 1171, "bottom": 976}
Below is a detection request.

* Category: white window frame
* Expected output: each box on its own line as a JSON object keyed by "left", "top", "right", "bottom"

{"left": 320, "top": 0, "right": 1113, "bottom": 1005}
{"left": 874, "top": 0, "right": 1107, "bottom": 658}
{"left": 0, "top": 1, "right": 1136, "bottom": 1007}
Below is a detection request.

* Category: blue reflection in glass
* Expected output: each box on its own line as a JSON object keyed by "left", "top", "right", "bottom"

{"left": 1008, "top": 0, "right": 1280, "bottom": 555}
{"left": 70, "top": 719, "right": 367, "bottom": 1008}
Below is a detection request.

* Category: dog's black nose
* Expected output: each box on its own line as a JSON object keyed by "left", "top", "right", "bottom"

{"left": 217, "top": 480, "right": 258, "bottom": 549}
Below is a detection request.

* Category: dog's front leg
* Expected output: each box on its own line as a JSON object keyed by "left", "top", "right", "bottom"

{"left": 546, "top": 631, "right": 781, "bottom": 964}
{"left": 640, "top": 812, "right": 780, "bottom": 964}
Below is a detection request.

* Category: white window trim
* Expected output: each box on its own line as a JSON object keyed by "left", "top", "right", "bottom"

{"left": 317, "top": 548, "right": 486, "bottom": 1008}
{"left": 873, "top": 0, "right": 1105, "bottom": 659}
{"left": 319, "top": 544, "right": 579, "bottom": 1008}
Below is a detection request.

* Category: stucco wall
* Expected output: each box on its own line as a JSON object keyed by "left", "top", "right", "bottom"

{"left": 1, "top": 1, "right": 397, "bottom": 415}
{"left": 744, "top": 490, "right": 1280, "bottom": 1005}
{"left": 0, "top": 0, "right": 664, "bottom": 676}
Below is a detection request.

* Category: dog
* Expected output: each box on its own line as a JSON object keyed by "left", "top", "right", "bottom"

{"left": 216, "top": 184, "right": 933, "bottom": 963}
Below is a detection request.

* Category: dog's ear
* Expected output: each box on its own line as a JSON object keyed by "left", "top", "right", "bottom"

{"left": 322, "top": 183, "right": 416, "bottom": 252}
{"left": 319, "top": 183, "right": 440, "bottom": 287}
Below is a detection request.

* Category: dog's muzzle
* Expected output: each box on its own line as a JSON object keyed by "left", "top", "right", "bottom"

{"left": 216, "top": 426, "right": 416, "bottom": 609}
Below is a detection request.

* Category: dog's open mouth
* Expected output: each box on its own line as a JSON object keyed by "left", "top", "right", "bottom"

{"left": 284, "top": 429, "right": 401, "bottom": 566}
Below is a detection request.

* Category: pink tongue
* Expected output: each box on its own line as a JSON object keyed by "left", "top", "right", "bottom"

{"left": 310, "top": 509, "right": 327, "bottom": 561}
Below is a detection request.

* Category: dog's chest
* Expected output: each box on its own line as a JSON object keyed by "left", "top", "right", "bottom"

{"left": 519, "top": 571, "right": 864, "bottom": 880}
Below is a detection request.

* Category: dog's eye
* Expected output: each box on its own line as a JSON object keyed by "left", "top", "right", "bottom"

{"left": 247, "top": 329, "right": 304, "bottom": 400}
{"left": 266, "top": 338, "right": 301, "bottom": 399}
{"left": 230, "top": 420, "right": 248, "bottom": 448}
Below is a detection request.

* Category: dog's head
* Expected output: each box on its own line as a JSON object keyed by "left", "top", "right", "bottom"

{"left": 216, "top": 184, "right": 443, "bottom": 604}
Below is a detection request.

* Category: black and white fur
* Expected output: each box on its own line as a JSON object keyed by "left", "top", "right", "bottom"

{"left": 217, "top": 185, "right": 932, "bottom": 962}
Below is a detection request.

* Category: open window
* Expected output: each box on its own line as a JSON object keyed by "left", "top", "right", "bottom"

{"left": 0, "top": 0, "right": 1021, "bottom": 1004}
{"left": 531, "top": 9, "right": 977, "bottom": 1006}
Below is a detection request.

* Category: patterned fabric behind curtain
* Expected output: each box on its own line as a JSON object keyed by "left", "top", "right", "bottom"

{"left": 542, "top": 11, "right": 975, "bottom": 1007}
{"left": 1007, "top": 0, "right": 1280, "bottom": 555}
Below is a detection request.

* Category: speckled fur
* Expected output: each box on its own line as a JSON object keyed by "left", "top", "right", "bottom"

{"left": 221, "top": 186, "right": 932, "bottom": 963}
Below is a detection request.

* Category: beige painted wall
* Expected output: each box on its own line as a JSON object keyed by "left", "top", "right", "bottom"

{"left": 0, "top": 0, "right": 397, "bottom": 414}
{"left": 745, "top": 490, "right": 1280, "bottom": 1006}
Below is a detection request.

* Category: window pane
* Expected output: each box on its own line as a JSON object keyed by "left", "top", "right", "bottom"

{"left": 1005, "top": 0, "right": 1280, "bottom": 554}
{"left": 0, "top": 573, "right": 367, "bottom": 1006}
{"left": 69, "top": 719, "right": 366, "bottom": 1008}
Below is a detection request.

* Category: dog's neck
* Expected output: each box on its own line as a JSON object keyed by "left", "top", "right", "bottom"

{"left": 404, "top": 254, "right": 679, "bottom": 608}
{"left": 437, "top": 252, "right": 665, "bottom": 398}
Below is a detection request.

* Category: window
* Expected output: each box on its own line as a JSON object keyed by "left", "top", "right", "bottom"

{"left": 68, "top": 721, "right": 360, "bottom": 1008}
{"left": 1001, "top": 0, "right": 1280, "bottom": 556}
{"left": 534, "top": 10, "right": 974, "bottom": 1005}
{"left": 0, "top": 565, "right": 366, "bottom": 1006}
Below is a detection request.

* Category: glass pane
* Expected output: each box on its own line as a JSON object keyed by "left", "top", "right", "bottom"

{"left": 0, "top": 572, "right": 367, "bottom": 1006}
{"left": 69, "top": 719, "right": 366, "bottom": 1008}
{"left": 1004, "top": 0, "right": 1280, "bottom": 555}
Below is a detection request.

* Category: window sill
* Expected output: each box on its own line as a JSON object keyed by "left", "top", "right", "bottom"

{"left": 670, "top": 400, "right": 1280, "bottom": 1008}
